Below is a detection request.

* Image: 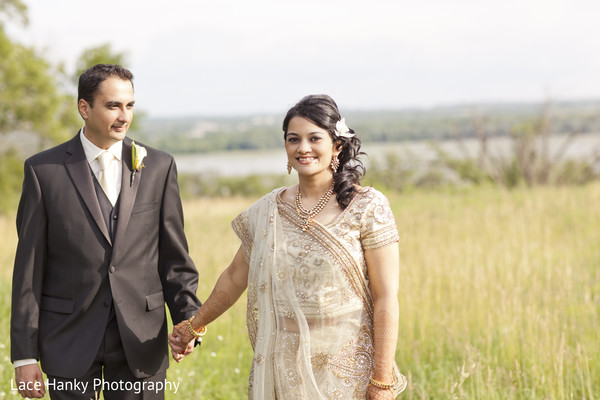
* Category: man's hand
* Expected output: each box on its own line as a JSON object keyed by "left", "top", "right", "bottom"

{"left": 168, "top": 328, "right": 195, "bottom": 363}
{"left": 15, "top": 363, "right": 45, "bottom": 398}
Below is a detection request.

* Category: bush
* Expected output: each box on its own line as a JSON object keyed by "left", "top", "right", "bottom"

{"left": 0, "top": 149, "right": 23, "bottom": 214}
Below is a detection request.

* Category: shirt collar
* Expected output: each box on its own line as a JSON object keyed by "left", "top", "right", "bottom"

{"left": 79, "top": 126, "right": 123, "bottom": 163}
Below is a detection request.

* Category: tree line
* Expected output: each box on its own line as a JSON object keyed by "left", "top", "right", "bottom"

{"left": 135, "top": 101, "right": 600, "bottom": 155}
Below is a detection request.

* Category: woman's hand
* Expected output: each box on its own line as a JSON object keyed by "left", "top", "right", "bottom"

{"left": 173, "top": 320, "right": 195, "bottom": 343}
{"left": 168, "top": 320, "right": 196, "bottom": 362}
{"left": 366, "top": 385, "right": 395, "bottom": 400}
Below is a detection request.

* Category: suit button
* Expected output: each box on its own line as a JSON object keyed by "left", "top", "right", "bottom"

{"left": 103, "top": 300, "right": 110, "bottom": 307}
{"left": 109, "top": 266, "right": 116, "bottom": 273}
{"left": 113, "top": 215, "right": 118, "bottom": 220}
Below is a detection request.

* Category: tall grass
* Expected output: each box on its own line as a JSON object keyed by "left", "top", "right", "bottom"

{"left": 0, "top": 185, "right": 598, "bottom": 399}
{"left": 390, "top": 184, "right": 599, "bottom": 399}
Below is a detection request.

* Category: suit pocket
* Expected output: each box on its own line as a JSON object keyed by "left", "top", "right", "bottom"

{"left": 41, "top": 295, "right": 75, "bottom": 314}
{"left": 145, "top": 291, "right": 165, "bottom": 311}
{"left": 132, "top": 201, "right": 158, "bottom": 215}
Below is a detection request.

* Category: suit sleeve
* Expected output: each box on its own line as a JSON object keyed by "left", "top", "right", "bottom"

{"left": 158, "top": 157, "right": 201, "bottom": 324}
{"left": 11, "top": 160, "right": 47, "bottom": 362}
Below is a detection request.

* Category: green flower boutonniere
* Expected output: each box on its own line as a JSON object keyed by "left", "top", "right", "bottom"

{"left": 130, "top": 141, "right": 147, "bottom": 186}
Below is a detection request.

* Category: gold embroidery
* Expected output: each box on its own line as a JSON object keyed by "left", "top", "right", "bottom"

{"left": 361, "top": 224, "right": 399, "bottom": 250}
{"left": 276, "top": 268, "right": 288, "bottom": 281}
{"left": 231, "top": 213, "right": 252, "bottom": 263}
{"left": 246, "top": 303, "right": 258, "bottom": 348}
{"left": 309, "top": 325, "right": 374, "bottom": 394}
{"left": 328, "top": 387, "right": 343, "bottom": 399}
{"left": 311, "top": 352, "right": 329, "bottom": 370}
{"left": 255, "top": 354, "right": 264, "bottom": 364}
{"left": 275, "top": 187, "right": 400, "bottom": 322}
{"left": 259, "top": 281, "right": 268, "bottom": 293}
{"left": 278, "top": 203, "right": 373, "bottom": 318}
{"left": 327, "top": 325, "right": 373, "bottom": 393}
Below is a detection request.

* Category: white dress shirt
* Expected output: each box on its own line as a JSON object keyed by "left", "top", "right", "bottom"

{"left": 14, "top": 128, "right": 124, "bottom": 369}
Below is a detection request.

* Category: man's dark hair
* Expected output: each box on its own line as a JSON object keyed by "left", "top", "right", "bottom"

{"left": 78, "top": 64, "right": 134, "bottom": 107}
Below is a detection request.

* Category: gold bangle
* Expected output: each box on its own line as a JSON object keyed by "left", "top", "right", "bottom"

{"left": 186, "top": 316, "right": 207, "bottom": 339}
{"left": 369, "top": 376, "right": 395, "bottom": 390}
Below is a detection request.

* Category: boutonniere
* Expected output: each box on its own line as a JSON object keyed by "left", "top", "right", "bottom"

{"left": 130, "top": 141, "right": 147, "bottom": 186}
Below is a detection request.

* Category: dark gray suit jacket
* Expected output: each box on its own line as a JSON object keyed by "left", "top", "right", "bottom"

{"left": 10, "top": 134, "right": 201, "bottom": 378}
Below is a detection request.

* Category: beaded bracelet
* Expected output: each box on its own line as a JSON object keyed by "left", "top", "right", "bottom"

{"left": 369, "top": 376, "right": 395, "bottom": 393}
{"left": 186, "top": 316, "right": 207, "bottom": 341}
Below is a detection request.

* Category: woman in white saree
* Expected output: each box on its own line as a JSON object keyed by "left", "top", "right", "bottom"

{"left": 171, "top": 95, "right": 407, "bottom": 399}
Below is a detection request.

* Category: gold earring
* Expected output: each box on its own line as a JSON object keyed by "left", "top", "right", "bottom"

{"left": 330, "top": 155, "right": 340, "bottom": 172}
{"left": 287, "top": 162, "right": 292, "bottom": 174}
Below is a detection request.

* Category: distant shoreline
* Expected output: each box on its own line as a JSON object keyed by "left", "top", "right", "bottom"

{"left": 175, "top": 132, "right": 600, "bottom": 176}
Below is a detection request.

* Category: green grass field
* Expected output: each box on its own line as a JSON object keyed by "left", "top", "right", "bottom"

{"left": 0, "top": 184, "right": 598, "bottom": 399}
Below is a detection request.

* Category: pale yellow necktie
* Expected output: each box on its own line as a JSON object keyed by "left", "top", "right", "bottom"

{"left": 96, "top": 151, "right": 117, "bottom": 205}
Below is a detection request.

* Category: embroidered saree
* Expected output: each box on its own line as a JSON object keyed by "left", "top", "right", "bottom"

{"left": 232, "top": 187, "right": 407, "bottom": 399}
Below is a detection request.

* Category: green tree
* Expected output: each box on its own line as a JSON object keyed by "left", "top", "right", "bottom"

{"left": 72, "top": 43, "right": 127, "bottom": 84}
{"left": 0, "top": 0, "right": 27, "bottom": 25}
{"left": 0, "top": 0, "right": 79, "bottom": 213}
{"left": 0, "top": 30, "right": 79, "bottom": 147}
{"left": 0, "top": 0, "right": 78, "bottom": 148}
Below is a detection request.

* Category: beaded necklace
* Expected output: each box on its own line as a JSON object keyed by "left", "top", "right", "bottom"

{"left": 295, "top": 182, "right": 335, "bottom": 231}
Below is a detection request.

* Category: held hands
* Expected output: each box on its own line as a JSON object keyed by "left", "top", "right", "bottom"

{"left": 168, "top": 320, "right": 197, "bottom": 363}
{"left": 15, "top": 363, "right": 45, "bottom": 398}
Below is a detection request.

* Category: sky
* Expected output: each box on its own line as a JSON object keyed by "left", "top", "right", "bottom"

{"left": 5, "top": 0, "right": 600, "bottom": 118}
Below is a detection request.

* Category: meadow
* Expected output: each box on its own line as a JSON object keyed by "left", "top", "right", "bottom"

{"left": 0, "top": 184, "right": 598, "bottom": 399}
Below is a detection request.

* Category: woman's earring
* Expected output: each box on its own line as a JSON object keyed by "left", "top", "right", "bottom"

{"left": 287, "top": 162, "right": 292, "bottom": 174}
{"left": 330, "top": 155, "right": 340, "bottom": 173}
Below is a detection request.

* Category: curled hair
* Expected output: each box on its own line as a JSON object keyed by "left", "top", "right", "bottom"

{"left": 78, "top": 64, "right": 134, "bottom": 107}
{"left": 283, "top": 94, "right": 366, "bottom": 209}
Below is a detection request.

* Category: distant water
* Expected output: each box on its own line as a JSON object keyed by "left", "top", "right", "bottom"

{"left": 175, "top": 133, "right": 600, "bottom": 176}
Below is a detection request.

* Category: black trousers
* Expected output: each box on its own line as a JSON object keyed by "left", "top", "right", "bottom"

{"left": 47, "top": 312, "right": 165, "bottom": 400}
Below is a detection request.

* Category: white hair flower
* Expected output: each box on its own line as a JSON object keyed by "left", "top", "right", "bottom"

{"left": 334, "top": 118, "right": 355, "bottom": 138}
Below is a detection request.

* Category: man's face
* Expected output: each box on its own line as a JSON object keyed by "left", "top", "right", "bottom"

{"left": 79, "top": 77, "right": 135, "bottom": 149}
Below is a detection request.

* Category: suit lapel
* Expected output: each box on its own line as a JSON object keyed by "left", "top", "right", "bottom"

{"left": 64, "top": 134, "right": 112, "bottom": 245}
{"left": 112, "top": 138, "right": 141, "bottom": 259}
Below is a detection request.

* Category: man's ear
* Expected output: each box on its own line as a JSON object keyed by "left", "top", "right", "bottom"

{"left": 78, "top": 99, "right": 90, "bottom": 120}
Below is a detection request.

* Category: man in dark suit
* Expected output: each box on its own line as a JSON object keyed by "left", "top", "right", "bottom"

{"left": 11, "top": 64, "right": 201, "bottom": 399}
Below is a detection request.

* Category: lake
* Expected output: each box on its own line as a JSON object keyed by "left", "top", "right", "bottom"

{"left": 174, "top": 133, "right": 600, "bottom": 176}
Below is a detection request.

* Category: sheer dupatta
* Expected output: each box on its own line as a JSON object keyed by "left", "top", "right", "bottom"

{"left": 233, "top": 189, "right": 321, "bottom": 398}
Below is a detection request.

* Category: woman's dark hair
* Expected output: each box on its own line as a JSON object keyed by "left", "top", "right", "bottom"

{"left": 78, "top": 64, "right": 134, "bottom": 107}
{"left": 282, "top": 94, "right": 366, "bottom": 209}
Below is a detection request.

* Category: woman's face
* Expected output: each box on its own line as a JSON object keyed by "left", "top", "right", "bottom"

{"left": 285, "top": 116, "right": 339, "bottom": 179}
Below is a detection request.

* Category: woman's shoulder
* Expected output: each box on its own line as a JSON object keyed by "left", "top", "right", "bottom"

{"left": 352, "top": 186, "right": 397, "bottom": 232}
{"left": 352, "top": 185, "right": 391, "bottom": 205}
{"left": 348, "top": 186, "right": 396, "bottom": 221}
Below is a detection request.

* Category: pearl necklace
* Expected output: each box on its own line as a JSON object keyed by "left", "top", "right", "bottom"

{"left": 295, "top": 182, "right": 335, "bottom": 231}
